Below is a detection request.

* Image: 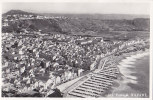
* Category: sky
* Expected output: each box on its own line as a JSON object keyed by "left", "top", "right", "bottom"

{"left": 2, "top": 2, "right": 150, "bottom": 15}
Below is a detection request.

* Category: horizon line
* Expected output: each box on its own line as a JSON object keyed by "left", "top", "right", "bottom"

{"left": 3, "top": 9, "right": 150, "bottom": 16}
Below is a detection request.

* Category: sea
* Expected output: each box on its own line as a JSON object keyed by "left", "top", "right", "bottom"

{"left": 107, "top": 52, "right": 150, "bottom": 98}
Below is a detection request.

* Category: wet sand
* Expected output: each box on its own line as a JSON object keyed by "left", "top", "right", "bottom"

{"left": 106, "top": 51, "right": 149, "bottom": 98}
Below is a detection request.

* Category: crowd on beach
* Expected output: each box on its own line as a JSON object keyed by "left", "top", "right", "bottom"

{"left": 2, "top": 31, "right": 149, "bottom": 97}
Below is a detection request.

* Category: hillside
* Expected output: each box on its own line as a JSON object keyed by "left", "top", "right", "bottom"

{"left": 3, "top": 10, "right": 149, "bottom": 20}
{"left": 3, "top": 10, "right": 37, "bottom": 16}
{"left": 2, "top": 10, "right": 150, "bottom": 36}
{"left": 42, "top": 13, "right": 149, "bottom": 20}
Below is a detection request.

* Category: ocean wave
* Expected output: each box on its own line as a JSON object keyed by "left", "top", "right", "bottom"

{"left": 118, "top": 51, "right": 149, "bottom": 87}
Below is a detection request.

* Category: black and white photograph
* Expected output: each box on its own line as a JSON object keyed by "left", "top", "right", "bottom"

{"left": 1, "top": 0, "right": 152, "bottom": 98}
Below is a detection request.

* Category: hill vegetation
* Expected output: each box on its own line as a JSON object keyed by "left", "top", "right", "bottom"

{"left": 2, "top": 10, "right": 150, "bottom": 37}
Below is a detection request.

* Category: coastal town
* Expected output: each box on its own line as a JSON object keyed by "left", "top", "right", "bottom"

{"left": 2, "top": 9, "right": 150, "bottom": 97}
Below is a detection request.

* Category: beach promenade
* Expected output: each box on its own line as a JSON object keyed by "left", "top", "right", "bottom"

{"left": 57, "top": 50, "right": 150, "bottom": 98}
{"left": 58, "top": 56, "right": 119, "bottom": 98}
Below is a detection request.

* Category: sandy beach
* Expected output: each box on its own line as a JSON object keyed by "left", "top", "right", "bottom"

{"left": 106, "top": 50, "right": 150, "bottom": 98}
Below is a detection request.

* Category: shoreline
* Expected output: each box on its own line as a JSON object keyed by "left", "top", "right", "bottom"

{"left": 106, "top": 49, "right": 149, "bottom": 98}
